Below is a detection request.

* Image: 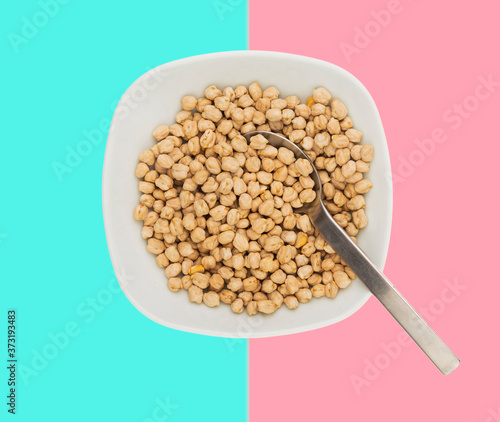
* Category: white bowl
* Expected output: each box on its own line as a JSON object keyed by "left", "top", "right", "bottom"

{"left": 103, "top": 51, "right": 392, "bottom": 338}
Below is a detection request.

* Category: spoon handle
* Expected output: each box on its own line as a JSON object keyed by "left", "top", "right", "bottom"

{"left": 313, "top": 202, "right": 460, "bottom": 375}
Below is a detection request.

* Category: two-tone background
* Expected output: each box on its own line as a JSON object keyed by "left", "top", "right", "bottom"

{"left": 1, "top": 0, "right": 499, "bottom": 420}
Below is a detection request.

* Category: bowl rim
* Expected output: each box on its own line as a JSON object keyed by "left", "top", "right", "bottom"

{"left": 102, "top": 50, "right": 393, "bottom": 338}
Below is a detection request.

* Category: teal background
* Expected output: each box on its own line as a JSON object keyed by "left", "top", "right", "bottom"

{"left": 0, "top": 1, "right": 248, "bottom": 421}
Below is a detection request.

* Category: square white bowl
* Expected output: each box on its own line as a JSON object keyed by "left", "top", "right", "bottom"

{"left": 102, "top": 51, "right": 392, "bottom": 338}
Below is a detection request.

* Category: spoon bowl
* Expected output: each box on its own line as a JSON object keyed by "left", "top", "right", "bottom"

{"left": 244, "top": 131, "right": 323, "bottom": 215}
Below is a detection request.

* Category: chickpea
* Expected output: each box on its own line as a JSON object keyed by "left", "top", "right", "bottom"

{"left": 134, "top": 204, "right": 148, "bottom": 221}
{"left": 331, "top": 98, "right": 348, "bottom": 120}
{"left": 266, "top": 108, "right": 282, "bottom": 122}
{"left": 186, "top": 285, "right": 202, "bottom": 304}
{"left": 204, "top": 85, "right": 222, "bottom": 100}
{"left": 284, "top": 295, "right": 299, "bottom": 309}
{"left": 164, "top": 263, "right": 182, "bottom": 278}
{"left": 262, "top": 86, "right": 280, "bottom": 100}
{"left": 255, "top": 97, "right": 271, "bottom": 114}
{"left": 231, "top": 298, "right": 244, "bottom": 313}
{"left": 134, "top": 84, "right": 374, "bottom": 315}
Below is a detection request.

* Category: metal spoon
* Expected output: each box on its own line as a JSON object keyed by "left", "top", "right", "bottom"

{"left": 244, "top": 130, "right": 460, "bottom": 375}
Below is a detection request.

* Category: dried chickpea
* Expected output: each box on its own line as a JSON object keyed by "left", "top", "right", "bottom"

{"left": 257, "top": 300, "right": 278, "bottom": 314}
{"left": 284, "top": 295, "right": 299, "bottom": 309}
{"left": 134, "top": 84, "right": 373, "bottom": 315}
{"left": 313, "top": 87, "right": 332, "bottom": 105}
{"left": 231, "top": 298, "right": 244, "bottom": 313}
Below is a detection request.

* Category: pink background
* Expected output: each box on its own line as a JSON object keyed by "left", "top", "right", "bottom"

{"left": 249, "top": 0, "right": 500, "bottom": 421}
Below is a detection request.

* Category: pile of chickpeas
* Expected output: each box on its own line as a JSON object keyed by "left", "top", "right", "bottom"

{"left": 134, "top": 84, "right": 374, "bottom": 315}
